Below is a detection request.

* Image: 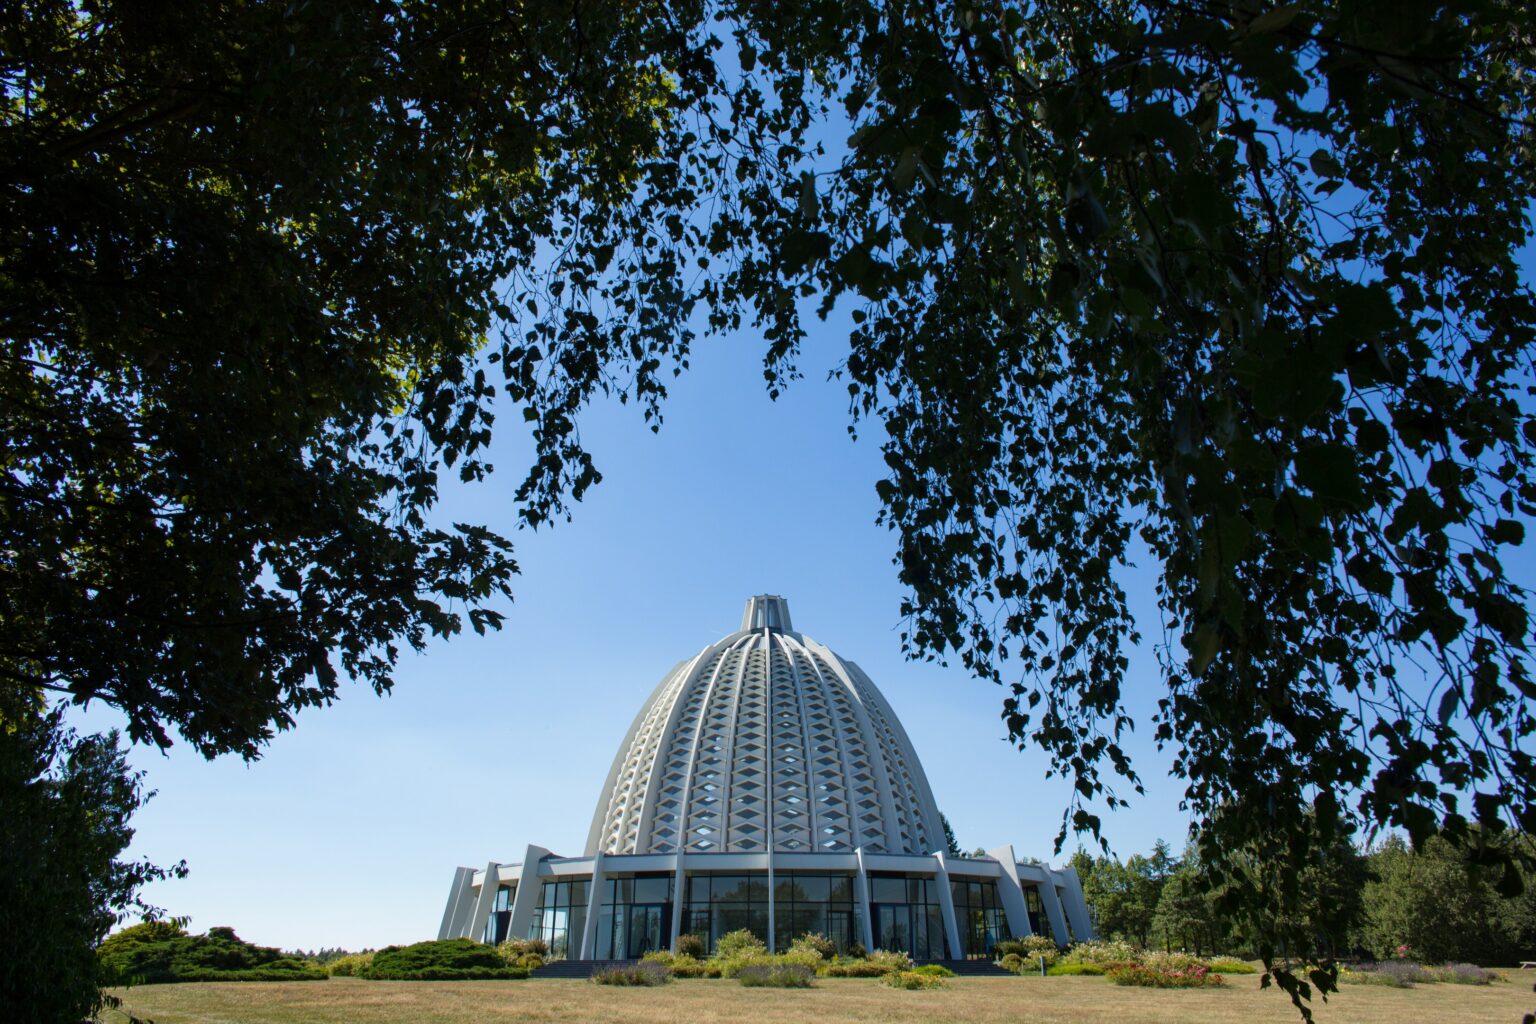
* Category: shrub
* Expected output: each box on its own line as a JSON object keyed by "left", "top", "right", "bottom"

{"left": 498, "top": 937, "right": 549, "bottom": 958}
{"left": 365, "top": 938, "right": 529, "bottom": 980}
{"left": 866, "top": 949, "right": 914, "bottom": 972}
{"left": 1062, "top": 940, "right": 1140, "bottom": 967}
{"left": 674, "top": 933, "right": 707, "bottom": 959}
{"left": 1340, "top": 965, "right": 1412, "bottom": 988}
{"left": 702, "top": 960, "right": 724, "bottom": 978}
{"left": 1426, "top": 962, "right": 1497, "bottom": 985}
{"left": 1047, "top": 962, "right": 1105, "bottom": 976}
{"left": 822, "top": 960, "right": 892, "bottom": 977}
{"left": 737, "top": 963, "right": 815, "bottom": 987}
{"left": 885, "top": 969, "right": 947, "bottom": 989}
{"left": 592, "top": 961, "right": 671, "bottom": 986}
{"left": 326, "top": 953, "right": 375, "bottom": 977}
{"left": 641, "top": 950, "right": 674, "bottom": 965}
{"left": 717, "top": 954, "right": 770, "bottom": 979}
{"left": 1105, "top": 962, "right": 1224, "bottom": 988}
{"left": 908, "top": 963, "right": 955, "bottom": 978}
{"left": 96, "top": 923, "right": 327, "bottom": 983}
{"left": 715, "top": 929, "right": 767, "bottom": 959}
{"left": 668, "top": 954, "right": 707, "bottom": 978}
{"left": 847, "top": 943, "right": 868, "bottom": 959}
{"left": 1204, "top": 958, "right": 1257, "bottom": 975}
{"left": 999, "top": 953, "right": 1026, "bottom": 974}
{"left": 789, "top": 932, "right": 837, "bottom": 961}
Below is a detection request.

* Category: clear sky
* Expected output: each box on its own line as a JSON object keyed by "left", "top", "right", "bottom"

{"left": 66, "top": 299, "right": 1203, "bottom": 954}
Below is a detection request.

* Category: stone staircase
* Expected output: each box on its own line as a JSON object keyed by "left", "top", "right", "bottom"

{"left": 532, "top": 958, "right": 638, "bottom": 979}
{"left": 915, "top": 959, "right": 1013, "bottom": 977}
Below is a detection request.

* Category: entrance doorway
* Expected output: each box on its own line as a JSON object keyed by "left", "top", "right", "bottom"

{"left": 625, "top": 904, "right": 668, "bottom": 957}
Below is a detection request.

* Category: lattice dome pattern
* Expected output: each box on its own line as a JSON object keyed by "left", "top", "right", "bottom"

{"left": 586, "top": 596, "right": 945, "bottom": 857}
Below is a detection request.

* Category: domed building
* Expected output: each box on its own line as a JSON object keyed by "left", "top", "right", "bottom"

{"left": 437, "top": 596, "right": 1093, "bottom": 961}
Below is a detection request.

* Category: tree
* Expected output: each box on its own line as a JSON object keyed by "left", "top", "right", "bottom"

{"left": 1152, "top": 862, "right": 1219, "bottom": 955}
{"left": 1362, "top": 833, "right": 1536, "bottom": 964}
{"left": 0, "top": 711, "right": 183, "bottom": 1022}
{"left": 1074, "top": 850, "right": 1165, "bottom": 946}
{"left": 941, "top": 812, "right": 963, "bottom": 857}
{"left": 1, "top": 0, "right": 785, "bottom": 758}
{"left": 708, "top": 0, "right": 1536, "bottom": 1008}
{"left": 6, "top": 2, "right": 1535, "bottom": 1018}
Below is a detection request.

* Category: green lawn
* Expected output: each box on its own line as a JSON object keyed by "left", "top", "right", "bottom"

{"left": 102, "top": 973, "right": 1533, "bottom": 1024}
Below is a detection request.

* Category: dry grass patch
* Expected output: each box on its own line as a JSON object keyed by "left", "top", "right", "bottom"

{"left": 102, "top": 973, "right": 1528, "bottom": 1024}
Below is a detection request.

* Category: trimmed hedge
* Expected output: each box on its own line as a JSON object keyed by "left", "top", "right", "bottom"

{"left": 363, "top": 938, "right": 530, "bottom": 980}
{"left": 885, "top": 969, "right": 947, "bottom": 989}
{"left": 1047, "top": 962, "right": 1105, "bottom": 976}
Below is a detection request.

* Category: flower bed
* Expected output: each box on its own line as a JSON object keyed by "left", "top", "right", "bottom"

{"left": 1104, "top": 961, "right": 1225, "bottom": 988}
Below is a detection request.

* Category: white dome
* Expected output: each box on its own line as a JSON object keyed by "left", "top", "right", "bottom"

{"left": 587, "top": 596, "right": 946, "bottom": 857}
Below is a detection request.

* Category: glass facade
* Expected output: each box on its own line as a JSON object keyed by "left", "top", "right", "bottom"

{"left": 528, "top": 879, "right": 588, "bottom": 958}
{"left": 681, "top": 874, "right": 768, "bottom": 953}
{"left": 482, "top": 884, "right": 517, "bottom": 945}
{"left": 868, "top": 874, "right": 948, "bottom": 959}
{"left": 595, "top": 875, "right": 674, "bottom": 959}
{"left": 950, "top": 878, "right": 1007, "bottom": 958}
{"left": 1023, "top": 884, "right": 1044, "bottom": 936}
{"left": 772, "top": 873, "right": 857, "bottom": 952}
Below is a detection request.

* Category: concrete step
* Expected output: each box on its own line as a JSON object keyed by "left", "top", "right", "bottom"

{"left": 532, "top": 959, "right": 639, "bottom": 979}
{"left": 915, "top": 958, "right": 1013, "bottom": 976}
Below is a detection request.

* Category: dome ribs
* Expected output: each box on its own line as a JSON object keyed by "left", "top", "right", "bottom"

{"left": 588, "top": 598, "right": 946, "bottom": 858}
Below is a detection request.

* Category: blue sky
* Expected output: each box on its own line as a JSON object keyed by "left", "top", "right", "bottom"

{"left": 68, "top": 306, "right": 1195, "bottom": 953}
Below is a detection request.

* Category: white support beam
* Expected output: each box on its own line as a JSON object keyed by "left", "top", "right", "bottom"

{"left": 932, "top": 853, "right": 965, "bottom": 960}
{"left": 854, "top": 848, "right": 875, "bottom": 952}
{"left": 670, "top": 851, "right": 687, "bottom": 950}
{"left": 579, "top": 852, "right": 607, "bottom": 959}
{"left": 766, "top": 847, "right": 777, "bottom": 953}
{"left": 437, "top": 866, "right": 475, "bottom": 941}
{"left": 1036, "top": 873, "right": 1071, "bottom": 946}
{"left": 507, "top": 845, "right": 553, "bottom": 945}
{"left": 1059, "top": 868, "right": 1094, "bottom": 941}
{"left": 986, "top": 845, "right": 1036, "bottom": 940}
{"left": 465, "top": 861, "right": 501, "bottom": 945}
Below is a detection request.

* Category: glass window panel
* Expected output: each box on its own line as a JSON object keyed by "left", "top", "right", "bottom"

{"left": 689, "top": 876, "right": 711, "bottom": 902}
{"left": 800, "top": 906, "right": 828, "bottom": 939}
{"left": 746, "top": 877, "right": 768, "bottom": 901}
{"left": 871, "top": 877, "right": 905, "bottom": 903}
{"left": 747, "top": 908, "right": 769, "bottom": 942}
{"left": 774, "top": 914, "right": 795, "bottom": 952}
{"left": 775, "top": 877, "right": 806, "bottom": 903}
{"left": 634, "top": 877, "right": 670, "bottom": 904}
{"left": 927, "top": 907, "right": 947, "bottom": 958}
{"left": 828, "top": 876, "right": 853, "bottom": 904}
{"left": 598, "top": 907, "right": 616, "bottom": 958}
{"left": 716, "top": 905, "right": 750, "bottom": 941}
{"left": 570, "top": 880, "right": 589, "bottom": 908}
{"left": 715, "top": 876, "right": 749, "bottom": 901}
{"left": 616, "top": 878, "right": 634, "bottom": 904}
{"left": 798, "top": 876, "right": 831, "bottom": 902}
{"left": 950, "top": 880, "right": 966, "bottom": 907}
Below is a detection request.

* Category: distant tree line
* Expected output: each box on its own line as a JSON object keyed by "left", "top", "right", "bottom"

{"left": 1070, "top": 832, "right": 1536, "bottom": 965}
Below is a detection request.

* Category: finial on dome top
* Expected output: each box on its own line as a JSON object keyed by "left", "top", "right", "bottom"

{"left": 742, "top": 595, "right": 793, "bottom": 632}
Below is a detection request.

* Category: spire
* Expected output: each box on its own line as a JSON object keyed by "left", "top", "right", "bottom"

{"left": 741, "top": 595, "right": 792, "bottom": 632}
